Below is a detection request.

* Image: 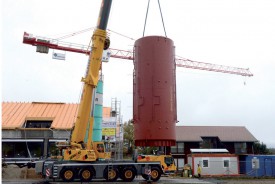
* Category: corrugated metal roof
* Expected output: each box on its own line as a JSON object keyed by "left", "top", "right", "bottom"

{"left": 2, "top": 102, "right": 78, "bottom": 130}
{"left": 176, "top": 126, "right": 258, "bottom": 142}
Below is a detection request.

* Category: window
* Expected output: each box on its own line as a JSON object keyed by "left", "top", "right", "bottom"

{"left": 201, "top": 138, "right": 211, "bottom": 148}
{"left": 202, "top": 159, "right": 209, "bottom": 168}
{"left": 2, "top": 143, "right": 14, "bottom": 158}
{"left": 164, "top": 156, "right": 174, "bottom": 166}
{"left": 2, "top": 142, "right": 43, "bottom": 158}
{"left": 224, "top": 160, "right": 229, "bottom": 167}
{"left": 234, "top": 142, "right": 247, "bottom": 154}
{"left": 201, "top": 137, "right": 219, "bottom": 148}
{"left": 24, "top": 120, "right": 52, "bottom": 128}
{"left": 176, "top": 158, "right": 184, "bottom": 170}
{"left": 178, "top": 143, "right": 184, "bottom": 153}
{"left": 171, "top": 145, "right": 177, "bottom": 153}
{"left": 171, "top": 142, "right": 184, "bottom": 153}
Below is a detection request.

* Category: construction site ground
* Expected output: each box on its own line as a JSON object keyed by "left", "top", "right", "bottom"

{"left": 2, "top": 165, "right": 275, "bottom": 184}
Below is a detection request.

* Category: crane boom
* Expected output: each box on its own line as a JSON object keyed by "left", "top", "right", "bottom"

{"left": 71, "top": 0, "right": 112, "bottom": 148}
{"left": 57, "top": 0, "right": 113, "bottom": 162}
{"left": 23, "top": 32, "right": 253, "bottom": 77}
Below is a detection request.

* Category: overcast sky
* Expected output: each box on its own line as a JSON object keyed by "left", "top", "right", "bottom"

{"left": 2, "top": 0, "right": 275, "bottom": 147}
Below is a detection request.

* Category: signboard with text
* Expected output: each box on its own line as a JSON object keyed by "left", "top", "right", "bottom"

{"left": 102, "top": 128, "right": 116, "bottom": 136}
{"left": 102, "top": 117, "right": 116, "bottom": 128}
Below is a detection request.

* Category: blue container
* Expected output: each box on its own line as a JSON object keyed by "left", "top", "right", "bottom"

{"left": 241, "top": 155, "right": 275, "bottom": 177}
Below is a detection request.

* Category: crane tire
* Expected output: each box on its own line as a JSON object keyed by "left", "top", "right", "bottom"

{"left": 121, "top": 167, "right": 136, "bottom": 182}
{"left": 103, "top": 167, "right": 119, "bottom": 182}
{"left": 150, "top": 167, "right": 162, "bottom": 182}
{"left": 60, "top": 168, "right": 75, "bottom": 182}
{"left": 79, "top": 167, "right": 94, "bottom": 182}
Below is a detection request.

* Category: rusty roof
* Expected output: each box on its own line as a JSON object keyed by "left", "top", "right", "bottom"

{"left": 176, "top": 126, "right": 258, "bottom": 142}
{"left": 2, "top": 102, "right": 78, "bottom": 130}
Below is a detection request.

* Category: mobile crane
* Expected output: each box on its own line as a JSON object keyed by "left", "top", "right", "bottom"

{"left": 32, "top": 0, "right": 175, "bottom": 182}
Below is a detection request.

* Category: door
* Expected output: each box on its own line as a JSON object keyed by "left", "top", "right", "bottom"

{"left": 264, "top": 158, "right": 272, "bottom": 176}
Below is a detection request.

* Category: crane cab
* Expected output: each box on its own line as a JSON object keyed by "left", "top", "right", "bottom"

{"left": 92, "top": 142, "right": 111, "bottom": 160}
{"left": 137, "top": 154, "right": 177, "bottom": 174}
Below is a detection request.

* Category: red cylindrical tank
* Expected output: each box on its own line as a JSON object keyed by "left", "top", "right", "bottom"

{"left": 133, "top": 36, "right": 177, "bottom": 147}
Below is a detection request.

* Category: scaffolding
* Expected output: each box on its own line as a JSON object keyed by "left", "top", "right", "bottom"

{"left": 111, "top": 98, "right": 123, "bottom": 160}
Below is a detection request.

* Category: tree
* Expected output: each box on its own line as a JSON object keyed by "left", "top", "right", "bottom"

{"left": 123, "top": 119, "right": 134, "bottom": 155}
{"left": 141, "top": 147, "right": 158, "bottom": 155}
{"left": 253, "top": 141, "right": 272, "bottom": 155}
{"left": 122, "top": 120, "right": 161, "bottom": 156}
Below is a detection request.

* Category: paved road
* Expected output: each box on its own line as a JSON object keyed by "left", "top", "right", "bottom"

{"left": 2, "top": 177, "right": 218, "bottom": 184}
{"left": 3, "top": 177, "right": 275, "bottom": 184}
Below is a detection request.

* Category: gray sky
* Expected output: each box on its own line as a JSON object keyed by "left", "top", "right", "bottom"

{"left": 2, "top": 0, "right": 275, "bottom": 147}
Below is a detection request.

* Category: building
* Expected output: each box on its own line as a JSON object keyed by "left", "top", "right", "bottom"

{"left": 2, "top": 102, "right": 258, "bottom": 170}
{"left": 171, "top": 126, "right": 258, "bottom": 170}
{"left": 188, "top": 149, "right": 239, "bottom": 176}
{"left": 2, "top": 102, "right": 76, "bottom": 161}
{"left": 1, "top": 102, "right": 121, "bottom": 163}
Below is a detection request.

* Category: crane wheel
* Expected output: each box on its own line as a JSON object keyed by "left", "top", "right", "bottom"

{"left": 103, "top": 167, "right": 118, "bottom": 182}
{"left": 121, "top": 167, "right": 136, "bottom": 182}
{"left": 150, "top": 167, "right": 161, "bottom": 182}
{"left": 141, "top": 167, "right": 161, "bottom": 182}
{"left": 60, "top": 168, "right": 75, "bottom": 182}
{"left": 79, "top": 167, "right": 95, "bottom": 182}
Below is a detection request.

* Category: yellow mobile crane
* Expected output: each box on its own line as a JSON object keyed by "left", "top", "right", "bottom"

{"left": 62, "top": 0, "right": 112, "bottom": 162}
{"left": 32, "top": 0, "right": 172, "bottom": 182}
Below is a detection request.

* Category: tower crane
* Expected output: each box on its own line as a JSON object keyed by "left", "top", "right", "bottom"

{"left": 21, "top": 0, "right": 253, "bottom": 182}
{"left": 23, "top": 32, "right": 253, "bottom": 77}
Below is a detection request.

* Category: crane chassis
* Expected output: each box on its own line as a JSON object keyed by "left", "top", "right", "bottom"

{"left": 36, "top": 159, "right": 163, "bottom": 182}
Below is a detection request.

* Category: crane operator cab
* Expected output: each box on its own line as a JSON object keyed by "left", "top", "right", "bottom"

{"left": 137, "top": 154, "right": 177, "bottom": 174}
{"left": 93, "top": 142, "right": 111, "bottom": 160}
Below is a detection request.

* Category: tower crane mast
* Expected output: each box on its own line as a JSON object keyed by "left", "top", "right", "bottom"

{"left": 23, "top": 32, "right": 253, "bottom": 77}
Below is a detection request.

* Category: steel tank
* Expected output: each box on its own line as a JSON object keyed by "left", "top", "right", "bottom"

{"left": 133, "top": 36, "right": 177, "bottom": 147}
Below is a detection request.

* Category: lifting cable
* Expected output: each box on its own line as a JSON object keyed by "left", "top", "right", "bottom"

{"left": 143, "top": 0, "right": 151, "bottom": 37}
{"left": 158, "top": 0, "right": 167, "bottom": 37}
{"left": 143, "top": 0, "right": 167, "bottom": 37}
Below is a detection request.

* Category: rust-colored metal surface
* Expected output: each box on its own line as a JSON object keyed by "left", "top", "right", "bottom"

{"left": 133, "top": 36, "right": 177, "bottom": 147}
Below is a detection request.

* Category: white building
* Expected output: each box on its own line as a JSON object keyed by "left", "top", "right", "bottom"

{"left": 188, "top": 149, "right": 239, "bottom": 176}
